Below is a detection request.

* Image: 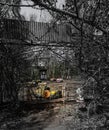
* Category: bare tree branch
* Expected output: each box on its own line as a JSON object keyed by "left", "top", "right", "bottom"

{"left": 32, "top": 0, "right": 108, "bottom": 34}
{"left": 0, "top": 2, "right": 36, "bottom": 7}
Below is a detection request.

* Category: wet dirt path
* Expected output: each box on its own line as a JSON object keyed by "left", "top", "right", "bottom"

{"left": 0, "top": 79, "right": 83, "bottom": 130}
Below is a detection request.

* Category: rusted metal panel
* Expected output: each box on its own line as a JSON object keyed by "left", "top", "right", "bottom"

{"left": 18, "top": 82, "right": 66, "bottom": 103}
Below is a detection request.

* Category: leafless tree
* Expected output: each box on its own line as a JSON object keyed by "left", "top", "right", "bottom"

{"left": 30, "top": 0, "right": 109, "bottom": 113}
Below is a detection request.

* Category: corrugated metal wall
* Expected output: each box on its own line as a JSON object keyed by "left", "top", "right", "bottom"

{"left": 0, "top": 19, "right": 71, "bottom": 43}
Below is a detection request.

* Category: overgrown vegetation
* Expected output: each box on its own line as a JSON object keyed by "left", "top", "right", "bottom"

{"left": 31, "top": 0, "right": 109, "bottom": 127}
{"left": 0, "top": 0, "right": 31, "bottom": 104}
{"left": 0, "top": 0, "right": 109, "bottom": 128}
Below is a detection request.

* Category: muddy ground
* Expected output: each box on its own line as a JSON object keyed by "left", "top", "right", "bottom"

{"left": 0, "top": 79, "right": 108, "bottom": 130}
